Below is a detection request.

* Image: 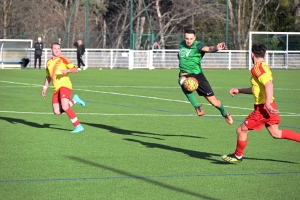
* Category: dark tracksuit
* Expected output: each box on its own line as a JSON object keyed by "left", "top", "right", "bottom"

{"left": 34, "top": 42, "right": 43, "bottom": 69}
{"left": 74, "top": 42, "right": 85, "bottom": 68}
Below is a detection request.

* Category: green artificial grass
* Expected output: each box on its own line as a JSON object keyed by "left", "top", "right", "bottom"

{"left": 0, "top": 68, "right": 299, "bottom": 200}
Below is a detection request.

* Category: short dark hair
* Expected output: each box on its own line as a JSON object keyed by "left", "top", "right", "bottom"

{"left": 252, "top": 43, "right": 266, "bottom": 58}
{"left": 184, "top": 29, "right": 196, "bottom": 35}
{"left": 51, "top": 42, "right": 61, "bottom": 49}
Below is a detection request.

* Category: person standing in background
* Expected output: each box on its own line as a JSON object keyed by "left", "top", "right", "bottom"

{"left": 151, "top": 42, "right": 161, "bottom": 50}
{"left": 34, "top": 37, "right": 44, "bottom": 69}
{"left": 73, "top": 40, "right": 86, "bottom": 70}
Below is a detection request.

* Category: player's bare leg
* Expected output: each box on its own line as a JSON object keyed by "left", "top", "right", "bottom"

{"left": 205, "top": 96, "right": 233, "bottom": 125}
{"left": 179, "top": 76, "right": 204, "bottom": 116}
{"left": 267, "top": 124, "right": 300, "bottom": 142}
{"left": 222, "top": 123, "right": 250, "bottom": 163}
{"left": 63, "top": 98, "right": 84, "bottom": 133}
{"left": 53, "top": 103, "right": 63, "bottom": 115}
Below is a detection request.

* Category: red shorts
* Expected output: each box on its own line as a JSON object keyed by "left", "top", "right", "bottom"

{"left": 244, "top": 101, "right": 281, "bottom": 131}
{"left": 52, "top": 87, "right": 72, "bottom": 104}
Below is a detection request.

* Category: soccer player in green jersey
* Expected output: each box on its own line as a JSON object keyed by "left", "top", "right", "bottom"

{"left": 178, "top": 29, "right": 233, "bottom": 125}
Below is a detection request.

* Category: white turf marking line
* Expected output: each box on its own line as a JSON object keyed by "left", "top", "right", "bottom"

{"left": 1, "top": 80, "right": 300, "bottom": 91}
{"left": 1, "top": 81, "right": 300, "bottom": 115}
{"left": 74, "top": 88, "right": 300, "bottom": 115}
{"left": 0, "top": 80, "right": 41, "bottom": 87}
{"left": 1, "top": 111, "right": 300, "bottom": 117}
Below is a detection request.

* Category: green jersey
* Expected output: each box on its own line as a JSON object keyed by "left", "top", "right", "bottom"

{"left": 178, "top": 40, "right": 206, "bottom": 75}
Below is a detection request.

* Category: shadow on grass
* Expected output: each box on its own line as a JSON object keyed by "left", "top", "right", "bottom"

{"left": 65, "top": 155, "right": 219, "bottom": 200}
{"left": 0, "top": 116, "right": 70, "bottom": 131}
{"left": 124, "top": 138, "right": 298, "bottom": 165}
{"left": 81, "top": 122, "right": 206, "bottom": 140}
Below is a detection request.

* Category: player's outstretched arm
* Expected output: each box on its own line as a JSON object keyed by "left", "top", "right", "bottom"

{"left": 202, "top": 42, "right": 228, "bottom": 53}
{"left": 229, "top": 87, "right": 252, "bottom": 97}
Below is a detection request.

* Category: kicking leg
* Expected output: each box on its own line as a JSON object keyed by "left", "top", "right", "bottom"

{"left": 179, "top": 76, "right": 204, "bottom": 116}
{"left": 205, "top": 95, "right": 233, "bottom": 124}
{"left": 61, "top": 97, "right": 84, "bottom": 133}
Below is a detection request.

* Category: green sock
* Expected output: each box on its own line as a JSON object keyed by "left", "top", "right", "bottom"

{"left": 215, "top": 103, "right": 227, "bottom": 117}
{"left": 182, "top": 88, "right": 199, "bottom": 108}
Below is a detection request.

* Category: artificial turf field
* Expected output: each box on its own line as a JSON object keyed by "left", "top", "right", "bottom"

{"left": 0, "top": 68, "right": 299, "bottom": 200}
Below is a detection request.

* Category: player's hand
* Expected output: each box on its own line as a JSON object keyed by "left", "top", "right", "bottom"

{"left": 265, "top": 103, "right": 279, "bottom": 114}
{"left": 229, "top": 88, "right": 239, "bottom": 97}
{"left": 61, "top": 69, "right": 69, "bottom": 75}
{"left": 217, "top": 42, "right": 228, "bottom": 50}
{"left": 42, "top": 90, "right": 47, "bottom": 98}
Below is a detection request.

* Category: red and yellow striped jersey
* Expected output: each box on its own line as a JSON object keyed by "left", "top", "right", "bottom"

{"left": 250, "top": 61, "right": 274, "bottom": 105}
{"left": 46, "top": 56, "right": 75, "bottom": 92}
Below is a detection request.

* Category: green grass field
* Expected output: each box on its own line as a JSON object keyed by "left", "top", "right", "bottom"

{"left": 0, "top": 68, "right": 299, "bottom": 200}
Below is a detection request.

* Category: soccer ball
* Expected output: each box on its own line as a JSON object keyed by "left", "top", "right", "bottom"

{"left": 183, "top": 77, "right": 198, "bottom": 92}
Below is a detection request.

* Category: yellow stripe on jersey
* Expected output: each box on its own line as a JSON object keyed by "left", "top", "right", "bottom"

{"left": 250, "top": 62, "right": 274, "bottom": 105}
{"left": 46, "top": 56, "right": 75, "bottom": 92}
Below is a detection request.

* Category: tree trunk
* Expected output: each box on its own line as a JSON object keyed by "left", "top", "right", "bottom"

{"left": 156, "top": 0, "right": 165, "bottom": 49}
{"left": 72, "top": 0, "right": 80, "bottom": 48}
{"left": 135, "top": 0, "right": 143, "bottom": 49}
{"left": 229, "top": 0, "right": 271, "bottom": 49}
{"left": 114, "top": 0, "right": 129, "bottom": 49}
{"left": 3, "top": 0, "right": 13, "bottom": 39}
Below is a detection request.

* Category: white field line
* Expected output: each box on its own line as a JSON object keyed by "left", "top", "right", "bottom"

{"left": 0, "top": 111, "right": 300, "bottom": 117}
{"left": 74, "top": 88, "right": 300, "bottom": 115}
{"left": 0, "top": 80, "right": 42, "bottom": 87}
{"left": 1, "top": 81, "right": 300, "bottom": 90}
{"left": 0, "top": 81, "right": 299, "bottom": 116}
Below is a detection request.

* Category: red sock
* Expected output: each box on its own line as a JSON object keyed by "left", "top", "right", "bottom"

{"left": 65, "top": 107, "right": 80, "bottom": 126}
{"left": 234, "top": 139, "right": 248, "bottom": 157}
{"left": 69, "top": 99, "right": 75, "bottom": 107}
{"left": 281, "top": 129, "right": 300, "bottom": 142}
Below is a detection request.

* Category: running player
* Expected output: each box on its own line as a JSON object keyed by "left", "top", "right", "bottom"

{"left": 222, "top": 43, "right": 300, "bottom": 163}
{"left": 41, "top": 43, "right": 85, "bottom": 133}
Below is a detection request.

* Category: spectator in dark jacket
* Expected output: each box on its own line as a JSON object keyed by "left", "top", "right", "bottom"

{"left": 151, "top": 42, "right": 161, "bottom": 50}
{"left": 34, "top": 37, "right": 44, "bottom": 69}
{"left": 74, "top": 40, "right": 86, "bottom": 70}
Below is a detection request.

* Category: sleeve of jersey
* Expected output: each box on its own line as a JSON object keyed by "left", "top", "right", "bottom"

{"left": 45, "top": 61, "right": 50, "bottom": 76}
{"left": 258, "top": 73, "right": 272, "bottom": 85}
{"left": 179, "top": 41, "right": 184, "bottom": 47}
{"left": 60, "top": 56, "right": 75, "bottom": 69}
{"left": 252, "top": 64, "right": 272, "bottom": 85}
{"left": 196, "top": 42, "right": 206, "bottom": 52}
{"left": 46, "top": 68, "right": 50, "bottom": 76}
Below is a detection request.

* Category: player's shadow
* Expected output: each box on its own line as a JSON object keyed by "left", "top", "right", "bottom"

{"left": 65, "top": 155, "right": 219, "bottom": 200}
{"left": 0, "top": 116, "right": 70, "bottom": 131}
{"left": 124, "top": 138, "right": 298, "bottom": 164}
{"left": 81, "top": 122, "right": 206, "bottom": 140}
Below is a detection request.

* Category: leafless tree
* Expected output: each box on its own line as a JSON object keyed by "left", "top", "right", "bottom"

{"left": 153, "top": 0, "right": 226, "bottom": 49}
{"left": 228, "top": 0, "right": 271, "bottom": 50}
{"left": 0, "top": 0, "right": 299, "bottom": 49}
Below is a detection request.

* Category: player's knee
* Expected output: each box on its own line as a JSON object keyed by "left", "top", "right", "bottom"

{"left": 53, "top": 110, "right": 61, "bottom": 115}
{"left": 178, "top": 76, "right": 186, "bottom": 86}
{"left": 236, "top": 127, "right": 242, "bottom": 136}
{"left": 61, "top": 105, "right": 69, "bottom": 112}
{"left": 236, "top": 125, "right": 248, "bottom": 137}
